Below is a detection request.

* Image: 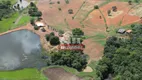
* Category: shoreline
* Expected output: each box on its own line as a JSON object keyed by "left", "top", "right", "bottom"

{"left": 0, "top": 23, "right": 58, "bottom": 51}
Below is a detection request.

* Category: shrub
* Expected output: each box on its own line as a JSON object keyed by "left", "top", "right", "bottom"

{"left": 34, "top": 25, "right": 39, "bottom": 30}
{"left": 94, "top": 5, "right": 99, "bottom": 9}
{"left": 30, "top": 18, "right": 35, "bottom": 25}
{"left": 50, "top": 36, "right": 60, "bottom": 45}
{"left": 72, "top": 28, "right": 84, "bottom": 36}
{"left": 45, "top": 34, "right": 50, "bottom": 41}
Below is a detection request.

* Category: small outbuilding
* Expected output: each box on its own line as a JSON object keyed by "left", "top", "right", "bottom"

{"left": 35, "top": 21, "right": 45, "bottom": 27}
{"left": 126, "top": 29, "right": 132, "bottom": 34}
{"left": 117, "top": 29, "right": 126, "bottom": 34}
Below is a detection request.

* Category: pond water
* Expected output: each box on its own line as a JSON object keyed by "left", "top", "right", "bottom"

{"left": 0, "top": 30, "right": 46, "bottom": 70}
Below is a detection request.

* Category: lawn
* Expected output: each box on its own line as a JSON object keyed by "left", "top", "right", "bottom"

{"left": 12, "top": 15, "right": 31, "bottom": 29}
{"left": 0, "top": 0, "right": 17, "bottom": 5}
{"left": 0, "top": 12, "right": 19, "bottom": 33}
{"left": 0, "top": 68, "right": 47, "bottom": 80}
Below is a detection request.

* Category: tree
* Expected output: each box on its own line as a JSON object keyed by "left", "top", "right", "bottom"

{"left": 50, "top": 32, "right": 55, "bottom": 36}
{"left": 94, "top": 5, "right": 99, "bottom": 9}
{"left": 30, "top": 18, "right": 35, "bottom": 25}
{"left": 36, "top": 11, "right": 42, "bottom": 17}
{"left": 48, "top": 51, "right": 88, "bottom": 71}
{"left": 96, "top": 24, "right": 142, "bottom": 80}
{"left": 34, "top": 25, "right": 39, "bottom": 30}
{"left": 50, "top": 36, "right": 60, "bottom": 45}
{"left": 58, "top": 8, "right": 62, "bottom": 11}
{"left": 107, "top": 10, "right": 111, "bottom": 16}
{"left": 128, "top": 0, "right": 132, "bottom": 5}
{"left": 45, "top": 34, "right": 50, "bottom": 41}
{"left": 45, "top": 32, "right": 55, "bottom": 42}
{"left": 65, "top": 0, "right": 69, "bottom": 4}
{"left": 57, "top": 1, "right": 60, "bottom": 4}
{"left": 72, "top": 28, "right": 84, "bottom": 36}
{"left": 135, "top": 0, "right": 139, "bottom": 3}
{"left": 30, "top": 2, "right": 36, "bottom": 7}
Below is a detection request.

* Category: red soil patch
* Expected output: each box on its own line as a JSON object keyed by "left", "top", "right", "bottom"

{"left": 86, "top": 2, "right": 140, "bottom": 27}
{"left": 37, "top": 0, "right": 84, "bottom": 30}
{"left": 83, "top": 39, "right": 104, "bottom": 61}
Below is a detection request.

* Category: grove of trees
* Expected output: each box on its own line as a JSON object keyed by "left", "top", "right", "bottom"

{"left": 28, "top": 2, "right": 42, "bottom": 17}
{"left": 72, "top": 28, "right": 84, "bottom": 37}
{"left": 0, "top": 1, "right": 13, "bottom": 20}
{"left": 96, "top": 24, "right": 142, "bottom": 80}
{"left": 45, "top": 32, "right": 60, "bottom": 45}
{"left": 47, "top": 51, "right": 88, "bottom": 71}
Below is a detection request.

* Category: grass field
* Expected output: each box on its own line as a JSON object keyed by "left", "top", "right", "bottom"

{"left": 0, "top": 12, "right": 19, "bottom": 33}
{"left": 0, "top": 0, "right": 17, "bottom": 4}
{"left": 0, "top": 12, "right": 31, "bottom": 33}
{"left": 12, "top": 15, "right": 31, "bottom": 29}
{"left": 0, "top": 68, "right": 47, "bottom": 80}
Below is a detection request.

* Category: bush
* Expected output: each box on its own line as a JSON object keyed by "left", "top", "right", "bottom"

{"left": 58, "top": 30, "right": 64, "bottom": 36}
{"left": 72, "top": 28, "right": 84, "bottom": 36}
{"left": 34, "top": 25, "right": 39, "bottom": 30}
{"left": 50, "top": 32, "right": 55, "bottom": 36}
{"left": 45, "top": 34, "right": 50, "bottom": 41}
{"left": 94, "top": 5, "right": 99, "bottom": 9}
{"left": 30, "top": 18, "right": 35, "bottom": 25}
{"left": 50, "top": 36, "right": 60, "bottom": 45}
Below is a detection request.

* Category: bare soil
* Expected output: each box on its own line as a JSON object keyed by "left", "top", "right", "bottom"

{"left": 43, "top": 68, "right": 83, "bottom": 80}
{"left": 86, "top": 2, "right": 140, "bottom": 26}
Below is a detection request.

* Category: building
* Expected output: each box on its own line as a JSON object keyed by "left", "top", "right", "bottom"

{"left": 126, "top": 29, "right": 132, "bottom": 34}
{"left": 58, "top": 44, "right": 85, "bottom": 51}
{"left": 117, "top": 29, "right": 126, "bottom": 34}
{"left": 59, "top": 31, "right": 84, "bottom": 51}
{"left": 35, "top": 21, "right": 45, "bottom": 27}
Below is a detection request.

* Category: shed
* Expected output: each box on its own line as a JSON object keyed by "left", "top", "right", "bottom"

{"left": 117, "top": 29, "right": 126, "bottom": 34}
{"left": 126, "top": 29, "right": 132, "bottom": 33}
{"left": 35, "top": 21, "right": 45, "bottom": 27}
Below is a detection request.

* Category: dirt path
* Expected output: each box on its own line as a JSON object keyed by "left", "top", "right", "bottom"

{"left": 14, "top": 14, "right": 23, "bottom": 24}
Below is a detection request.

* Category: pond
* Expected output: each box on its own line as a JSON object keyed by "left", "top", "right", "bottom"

{"left": 0, "top": 30, "right": 46, "bottom": 70}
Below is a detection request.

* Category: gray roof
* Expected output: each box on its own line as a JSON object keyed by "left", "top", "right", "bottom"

{"left": 118, "top": 29, "right": 126, "bottom": 33}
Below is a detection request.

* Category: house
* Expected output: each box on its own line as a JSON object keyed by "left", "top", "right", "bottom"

{"left": 59, "top": 31, "right": 84, "bottom": 51}
{"left": 59, "top": 31, "right": 72, "bottom": 44}
{"left": 117, "top": 29, "right": 126, "bottom": 34}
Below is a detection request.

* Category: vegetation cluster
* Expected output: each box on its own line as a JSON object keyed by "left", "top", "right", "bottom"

{"left": 96, "top": 24, "right": 142, "bottom": 80}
